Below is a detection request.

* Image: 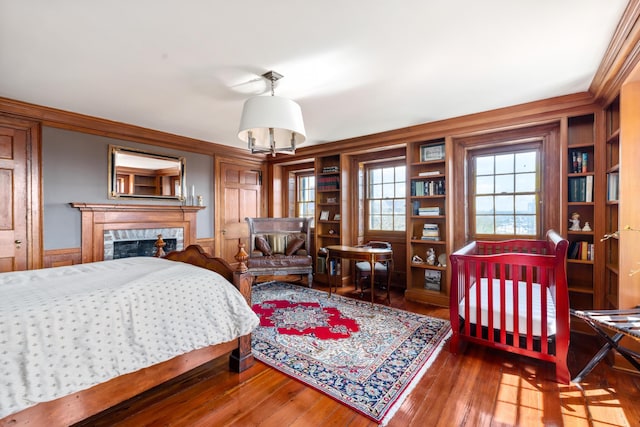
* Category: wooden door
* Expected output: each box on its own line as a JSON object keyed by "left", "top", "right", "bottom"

{"left": 0, "top": 117, "right": 40, "bottom": 272}
{"left": 216, "top": 159, "right": 263, "bottom": 264}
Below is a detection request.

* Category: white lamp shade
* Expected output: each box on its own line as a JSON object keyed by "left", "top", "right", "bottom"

{"left": 238, "top": 95, "right": 306, "bottom": 150}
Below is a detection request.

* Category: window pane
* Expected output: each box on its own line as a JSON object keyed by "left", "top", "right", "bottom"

{"left": 369, "top": 168, "right": 382, "bottom": 184}
{"left": 476, "top": 176, "right": 494, "bottom": 194}
{"left": 369, "top": 216, "right": 381, "bottom": 230}
{"left": 515, "top": 195, "right": 536, "bottom": 214}
{"left": 396, "top": 165, "right": 406, "bottom": 181}
{"left": 495, "top": 195, "right": 514, "bottom": 214}
{"left": 476, "top": 215, "right": 494, "bottom": 234}
{"left": 370, "top": 183, "right": 382, "bottom": 198}
{"left": 382, "top": 167, "right": 394, "bottom": 182}
{"left": 381, "top": 199, "right": 393, "bottom": 214}
{"left": 476, "top": 196, "right": 494, "bottom": 214}
{"left": 516, "top": 215, "right": 536, "bottom": 235}
{"left": 381, "top": 215, "right": 394, "bottom": 230}
{"left": 382, "top": 182, "right": 395, "bottom": 198}
{"left": 369, "top": 199, "right": 381, "bottom": 214}
{"left": 515, "top": 151, "right": 536, "bottom": 173}
{"left": 495, "top": 174, "right": 514, "bottom": 193}
{"left": 495, "top": 154, "right": 514, "bottom": 174}
{"left": 395, "top": 182, "right": 406, "bottom": 198}
{"left": 394, "top": 199, "right": 405, "bottom": 214}
{"left": 476, "top": 156, "right": 494, "bottom": 175}
{"left": 395, "top": 214, "right": 405, "bottom": 230}
{"left": 495, "top": 215, "right": 515, "bottom": 234}
{"left": 515, "top": 172, "right": 536, "bottom": 192}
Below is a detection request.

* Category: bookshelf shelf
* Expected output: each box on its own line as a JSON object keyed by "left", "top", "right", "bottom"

{"left": 565, "top": 113, "right": 597, "bottom": 309}
{"left": 406, "top": 137, "right": 450, "bottom": 306}
{"left": 314, "top": 155, "right": 344, "bottom": 285}
{"left": 603, "top": 96, "right": 620, "bottom": 309}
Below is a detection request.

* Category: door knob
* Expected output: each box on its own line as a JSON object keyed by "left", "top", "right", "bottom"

{"left": 15, "top": 240, "right": 21, "bottom": 244}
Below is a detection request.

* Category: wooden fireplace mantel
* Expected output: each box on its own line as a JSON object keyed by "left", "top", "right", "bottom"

{"left": 71, "top": 203, "right": 205, "bottom": 263}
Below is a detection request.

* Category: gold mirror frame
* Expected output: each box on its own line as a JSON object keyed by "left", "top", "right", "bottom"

{"left": 108, "top": 145, "right": 186, "bottom": 200}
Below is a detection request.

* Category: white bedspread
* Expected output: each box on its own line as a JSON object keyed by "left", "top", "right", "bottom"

{"left": 0, "top": 257, "right": 259, "bottom": 419}
{"left": 459, "top": 278, "right": 556, "bottom": 336}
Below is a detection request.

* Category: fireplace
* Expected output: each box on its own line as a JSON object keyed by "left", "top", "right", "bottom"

{"left": 104, "top": 227, "right": 183, "bottom": 260}
{"left": 72, "top": 203, "right": 204, "bottom": 263}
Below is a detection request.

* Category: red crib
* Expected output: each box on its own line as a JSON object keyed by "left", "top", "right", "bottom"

{"left": 449, "top": 230, "right": 570, "bottom": 384}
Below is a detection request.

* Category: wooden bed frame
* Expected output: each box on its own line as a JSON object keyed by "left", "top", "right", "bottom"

{"left": 0, "top": 245, "right": 254, "bottom": 427}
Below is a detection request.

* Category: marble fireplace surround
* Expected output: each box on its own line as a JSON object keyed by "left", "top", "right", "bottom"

{"left": 71, "top": 203, "right": 204, "bottom": 263}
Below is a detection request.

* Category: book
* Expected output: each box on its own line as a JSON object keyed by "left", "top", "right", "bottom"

{"left": 418, "top": 171, "right": 441, "bottom": 177}
{"left": 424, "top": 269, "right": 441, "bottom": 291}
{"left": 585, "top": 175, "right": 593, "bottom": 203}
{"left": 607, "top": 172, "right": 619, "bottom": 201}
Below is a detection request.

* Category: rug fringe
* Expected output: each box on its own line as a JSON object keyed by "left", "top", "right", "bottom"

{"left": 379, "top": 328, "right": 452, "bottom": 426}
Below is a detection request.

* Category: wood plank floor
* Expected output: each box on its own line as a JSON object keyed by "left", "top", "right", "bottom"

{"left": 77, "top": 281, "right": 640, "bottom": 427}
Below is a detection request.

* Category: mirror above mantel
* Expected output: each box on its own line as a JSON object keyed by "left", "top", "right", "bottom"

{"left": 108, "top": 145, "right": 186, "bottom": 200}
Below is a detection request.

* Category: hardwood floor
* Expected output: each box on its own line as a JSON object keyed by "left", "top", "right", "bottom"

{"left": 77, "top": 281, "right": 640, "bottom": 427}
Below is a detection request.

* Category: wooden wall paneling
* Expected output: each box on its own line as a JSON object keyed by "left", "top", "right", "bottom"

{"left": 43, "top": 248, "right": 82, "bottom": 267}
{"left": 0, "top": 97, "right": 258, "bottom": 161}
{"left": 619, "top": 78, "right": 640, "bottom": 308}
{"left": 195, "top": 238, "right": 215, "bottom": 255}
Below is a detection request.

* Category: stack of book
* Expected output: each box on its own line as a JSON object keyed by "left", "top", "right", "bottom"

{"left": 417, "top": 206, "right": 441, "bottom": 216}
{"left": 571, "top": 151, "right": 589, "bottom": 173}
{"left": 411, "top": 179, "right": 445, "bottom": 196}
{"left": 421, "top": 223, "right": 440, "bottom": 240}
{"left": 568, "top": 240, "right": 594, "bottom": 261}
{"left": 322, "top": 166, "right": 339, "bottom": 173}
{"left": 568, "top": 176, "right": 593, "bottom": 202}
{"left": 317, "top": 175, "right": 339, "bottom": 190}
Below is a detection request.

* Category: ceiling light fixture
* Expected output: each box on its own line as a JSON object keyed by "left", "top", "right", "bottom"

{"left": 238, "top": 70, "right": 306, "bottom": 156}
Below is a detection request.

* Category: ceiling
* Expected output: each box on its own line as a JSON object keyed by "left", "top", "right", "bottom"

{"left": 0, "top": 1, "right": 630, "bottom": 150}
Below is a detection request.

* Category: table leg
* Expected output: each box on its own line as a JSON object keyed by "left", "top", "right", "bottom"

{"left": 370, "top": 257, "right": 375, "bottom": 305}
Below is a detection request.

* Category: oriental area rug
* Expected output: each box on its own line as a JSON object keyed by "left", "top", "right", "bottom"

{"left": 251, "top": 282, "right": 451, "bottom": 425}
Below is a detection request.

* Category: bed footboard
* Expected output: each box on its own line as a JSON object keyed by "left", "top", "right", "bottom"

{"left": 165, "top": 244, "right": 255, "bottom": 372}
{"left": 449, "top": 230, "right": 570, "bottom": 383}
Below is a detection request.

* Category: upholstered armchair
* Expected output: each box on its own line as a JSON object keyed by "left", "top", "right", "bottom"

{"left": 245, "top": 217, "right": 313, "bottom": 287}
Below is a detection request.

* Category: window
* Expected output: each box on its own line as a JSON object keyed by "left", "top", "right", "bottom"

{"left": 366, "top": 163, "right": 406, "bottom": 231}
{"left": 470, "top": 147, "right": 540, "bottom": 238}
{"left": 296, "top": 173, "right": 315, "bottom": 225}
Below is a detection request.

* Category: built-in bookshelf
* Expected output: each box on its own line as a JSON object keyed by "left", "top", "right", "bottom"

{"left": 604, "top": 97, "right": 620, "bottom": 309}
{"left": 565, "top": 113, "right": 596, "bottom": 310}
{"left": 315, "top": 154, "right": 342, "bottom": 284}
{"left": 405, "top": 138, "right": 449, "bottom": 306}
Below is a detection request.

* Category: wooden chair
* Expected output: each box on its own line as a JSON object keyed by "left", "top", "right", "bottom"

{"left": 354, "top": 241, "right": 393, "bottom": 294}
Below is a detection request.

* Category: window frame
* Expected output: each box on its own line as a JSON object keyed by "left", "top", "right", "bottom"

{"left": 295, "top": 171, "right": 316, "bottom": 226}
{"left": 467, "top": 141, "right": 542, "bottom": 241}
{"left": 364, "top": 160, "right": 407, "bottom": 233}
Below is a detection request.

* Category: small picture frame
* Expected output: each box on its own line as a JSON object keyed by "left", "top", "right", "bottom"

{"left": 319, "top": 210, "right": 330, "bottom": 221}
{"left": 333, "top": 213, "right": 341, "bottom": 221}
{"left": 420, "top": 143, "right": 445, "bottom": 162}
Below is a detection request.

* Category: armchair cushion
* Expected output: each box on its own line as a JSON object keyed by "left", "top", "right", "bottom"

{"left": 285, "top": 236, "right": 305, "bottom": 256}
{"left": 255, "top": 235, "right": 273, "bottom": 256}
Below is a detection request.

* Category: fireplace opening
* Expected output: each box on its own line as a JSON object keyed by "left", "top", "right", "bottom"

{"left": 113, "top": 238, "right": 177, "bottom": 259}
{"left": 104, "top": 227, "right": 184, "bottom": 260}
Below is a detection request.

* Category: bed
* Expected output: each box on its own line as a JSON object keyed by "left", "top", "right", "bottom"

{"left": 0, "top": 245, "right": 259, "bottom": 426}
{"left": 449, "top": 230, "right": 570, "bottom": 384}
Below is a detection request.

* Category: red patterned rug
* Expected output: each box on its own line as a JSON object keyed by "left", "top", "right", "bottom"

{"left": 251, "top": 282, "right": 451, "bottom": 424}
